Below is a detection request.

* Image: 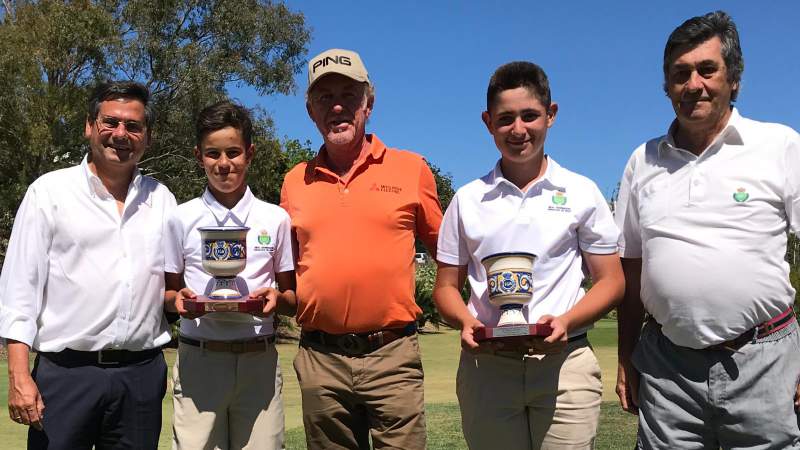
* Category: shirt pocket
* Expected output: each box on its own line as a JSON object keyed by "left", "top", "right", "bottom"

{"left": 638, "top": 180, "right": 670, "bottom": 227}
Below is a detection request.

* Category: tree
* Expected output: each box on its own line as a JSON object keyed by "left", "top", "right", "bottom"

{"left": 0, "top": 0, "right": 311, "bottom": 265}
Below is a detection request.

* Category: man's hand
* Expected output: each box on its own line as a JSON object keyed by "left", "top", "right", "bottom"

{"left": 794, "top": 381, "right": 800, "bottom": 412}
{"left": 617, "top": 359, "right": 640, "bottom": 414}
{"left": 7, "top": 341, "right": 44, "bottom": 430}
{"left": 249, "top": 287, "right": 279, "bottom": 318}
{"left": 460, "top": 318, "right": 485, "bottom": 353}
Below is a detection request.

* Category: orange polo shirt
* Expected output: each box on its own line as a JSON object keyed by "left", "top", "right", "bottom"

{"left": 280, "top": 134, "right": 442, "bottom": 334}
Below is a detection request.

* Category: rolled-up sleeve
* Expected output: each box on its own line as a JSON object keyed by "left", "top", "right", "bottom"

{"left": 0, "top": 184, "right": 52, "bottom": 346}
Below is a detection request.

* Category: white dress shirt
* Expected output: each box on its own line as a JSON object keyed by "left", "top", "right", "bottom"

{"left": 616, "top": 109, "right": 800, "bottom": 348}
{"left": 437, "top": 157, "right": 619, "bottom": 335}
{"left": 165, "top": 187, "right": 294, "bottom": 341}
{"left": 0, "top": 156, "right": 177, "bottom": 352}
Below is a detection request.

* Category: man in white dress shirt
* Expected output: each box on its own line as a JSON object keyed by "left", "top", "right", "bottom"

{"left": 0, "top": 81, "right": 176, "bottom": 449}
{"left": 615, "top": 11, "right": 800, "bottom": 449}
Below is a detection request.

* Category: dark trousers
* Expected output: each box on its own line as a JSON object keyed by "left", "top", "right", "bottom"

{"left": 28, "top": 352, "right": 167, "bottom": 450}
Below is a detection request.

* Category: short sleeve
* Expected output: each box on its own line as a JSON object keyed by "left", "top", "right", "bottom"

{"left": 784, "top": 130, "right": 800, "bottom": 234}
{"left": 164, "top": 209, "right": 185, "bottom": 274}
{"left": 577, "top": 182, "right": 620, "bottom": 255}
{"left": 273, "top": 209, "right": 295, "bottom": 273}
{"left": 436, "top": 192, "right": 469, "bottom": 266}
{"left": 615, "top": 152, "right": 643, "bottom": 258}
{"left": 415, "top": 159, "right": 443, "bottom": 257}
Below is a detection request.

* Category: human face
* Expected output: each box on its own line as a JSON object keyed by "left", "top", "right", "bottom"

{"left": 84, "top": 97, "right": 148, "bottom": 171}
{"left": 666, "top": 36, "right": 737, "bottom": 131}
{"left": 194, "top": 126, "right": 253, "bottom": 201}
{"left": 482, "top": 87, "right": 556, "bottom": 165}
{"left": 306, "top": 74, "right": 373, "bottom": 151}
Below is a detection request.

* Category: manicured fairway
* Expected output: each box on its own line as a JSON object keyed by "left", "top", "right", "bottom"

{"left": 0, "top": 319, "right": 638, "bottom": 449}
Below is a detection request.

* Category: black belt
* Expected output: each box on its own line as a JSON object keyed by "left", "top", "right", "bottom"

{"left": 39, "top": 347, "right": 162, "bottom": 367}
{"left": 179, "top": 335, "right": 275, "bottom": 353}
{"left": 301, "top": 323, "right": 418, "bottom": 356}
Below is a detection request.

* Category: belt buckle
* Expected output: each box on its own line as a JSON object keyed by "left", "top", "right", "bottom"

{"left": 97, "top": 350, "right": 119, "bottom": 365}
{"left": 230, "top": 342, "right": 245, "bottom": 353}
{"left": 337, "top": 334, "right": 368, "bottom": 355}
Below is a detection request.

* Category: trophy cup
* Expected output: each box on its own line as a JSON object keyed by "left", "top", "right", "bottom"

{"left": 182, "top": 226, "right": 265, "bottom": 314}
{"left": 473, "top": 252, "right": 553, "bottom": 342}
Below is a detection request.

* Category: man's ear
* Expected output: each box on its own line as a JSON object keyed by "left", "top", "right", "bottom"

{"left": 547, "top": 102, "right": 558, "bottom": 128}
{"left": 364, "top": 95, "right": 375, "bottom": 119}
{"left": 245, "top": 144, "right": 255, "bottom": 163}
{"left": 481, "top": 111, "right": 493, "bottom": 134}
{"left": 193, "top": 146, "right": 203, "bottom": 167}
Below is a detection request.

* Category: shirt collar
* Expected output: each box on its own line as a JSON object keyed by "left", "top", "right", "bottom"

{"left": 81, "top": 154, "right": 144, "bottom": 200}
{"left": 659, "top": 107, "right": 745, "bottom": 157}
{"left": 201, "top": 186, "right": 253, "bottom": 226}
{"left": 484, "top": 156, "right": 565, "bottom": 195}
{"left": 310, "top": 134, "right": 387, "bottom": 177}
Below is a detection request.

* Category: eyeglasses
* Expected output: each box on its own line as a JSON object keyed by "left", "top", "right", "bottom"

{"left": 95, "top": 115, "right": 146, "bottom": 136}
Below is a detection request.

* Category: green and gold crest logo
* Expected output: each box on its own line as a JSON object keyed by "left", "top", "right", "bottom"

{"left": 733, "top": 187, "right": 749, "bottom": 203}
{"left": 552, "top": 191, "right": 567, "bottom": 206}
{"left": 257, "top": 230, "right": 271, "bottom": 245}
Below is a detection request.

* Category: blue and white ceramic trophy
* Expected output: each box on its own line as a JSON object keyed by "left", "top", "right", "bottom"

{"left": 474, "top": 252, "right": 552, "bottom": 342}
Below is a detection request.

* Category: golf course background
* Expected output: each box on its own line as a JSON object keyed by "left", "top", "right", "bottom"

{"left": 0, "top": 319, "right": 638, "bottom": 449}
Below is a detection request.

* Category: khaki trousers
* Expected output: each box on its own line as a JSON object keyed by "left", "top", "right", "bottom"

{"left": 294, "top": 334, "right": 426, "bottom": 450}
{"left": 457, "top": 341, "right": 602, "bottom": 450}
{"left": 171, "top": 341, "right": 284, "bottom": 450}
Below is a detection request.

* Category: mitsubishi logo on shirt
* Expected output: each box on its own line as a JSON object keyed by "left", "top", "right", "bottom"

{"left": 369, "top": 182, "right": 402, "bottom": 194}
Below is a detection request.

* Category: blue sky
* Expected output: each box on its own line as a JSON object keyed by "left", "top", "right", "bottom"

{"left": 232, "top": 1, "right": 800, "bottom": 198}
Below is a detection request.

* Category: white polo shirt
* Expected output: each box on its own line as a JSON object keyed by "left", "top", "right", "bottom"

{"left": 437, "top": 157, "right": 619, "bottom": 335}
{"left": 165, "top": 187, "right": 294, "bottom": 341}
{"left": 0, "top": 156, "right": 176, "bottom": 352}
{"left": 616, "top": 109, "right": 800, "bottom": 348}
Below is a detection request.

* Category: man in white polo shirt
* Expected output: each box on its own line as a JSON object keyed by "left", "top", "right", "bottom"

{"left": 615, "top": 11, "right": 800, "bottom": 449}
{"left": 164, "top": 101, "right": 295, "bottom": 449}
{"left": 433, "top": 61, "right": 624, "bottom": 449}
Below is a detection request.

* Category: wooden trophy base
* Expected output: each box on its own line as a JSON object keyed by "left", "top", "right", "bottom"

{"left": 473, "top": 324, "right": 553, "bottom": 342}
{"left": 183, "top": 296, "right": 265, "bottom": 314}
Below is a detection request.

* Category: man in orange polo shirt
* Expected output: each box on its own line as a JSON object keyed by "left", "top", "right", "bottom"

{"left": 280, "top": 48, "right": 442, "bottom": 450}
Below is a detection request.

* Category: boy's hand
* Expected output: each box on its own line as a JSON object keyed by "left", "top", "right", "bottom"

{"left": 172, "top": 288, "right": 204, "bottom": 319}
{"left": 249, "top": 287, "right": 278, "bottom": 317}
{"left": 534, "top": 314, "right": 568, "bottom": 353}
{"left": 460, "top": 318, "right": 485, "bottom": 353}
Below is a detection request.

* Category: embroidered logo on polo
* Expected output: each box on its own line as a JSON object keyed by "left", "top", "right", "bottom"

{"left": 369, "top": 182, "right": 403, "bottom": 194}
{"left": 733, "top": 187, "right": 749, "bottom": 203}
{"left": 551, "top": 191, "right": 567, "bottom": 205}
{"left": 254, "top": 229, "right": 275, "bottom": 253}
{"left": 547, "top": 190, "right": 571, "bottom": 212}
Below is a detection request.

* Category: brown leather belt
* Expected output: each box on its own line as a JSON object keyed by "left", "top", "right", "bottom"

{"left": 179, "top": 335, "right": 275, "bottom": 353}
{"left": 301, "top": 323, "right": 417, "bottom": 356}
{"left": 705, "top": 307, "right": 796, "bottom": 351}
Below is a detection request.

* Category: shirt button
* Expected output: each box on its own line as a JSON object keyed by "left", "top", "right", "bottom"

{"left": 693, "top": 180, "right": 700, "bottom": 186}
{"left": 344, "top": 189, "right": 349, "bottom": 194}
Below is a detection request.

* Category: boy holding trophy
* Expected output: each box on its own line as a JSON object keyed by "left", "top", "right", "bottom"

{"left": 433, "top": 62, "right": 624, "bottom": 449}
{"left": 164, "top": 101, "right": 295, "bottom": 449}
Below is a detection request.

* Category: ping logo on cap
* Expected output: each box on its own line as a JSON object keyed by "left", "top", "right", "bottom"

{"left": 312, "top": 55, "right": 352, "bottom": 73}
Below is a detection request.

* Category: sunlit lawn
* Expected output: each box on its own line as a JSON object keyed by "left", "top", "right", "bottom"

{"left": 0, "top": 319, "right": 637, "bottom": 449}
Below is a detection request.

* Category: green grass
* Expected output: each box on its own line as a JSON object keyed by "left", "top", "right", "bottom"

{"left": 1, "top": 320, "right": 638, "bottom": 449}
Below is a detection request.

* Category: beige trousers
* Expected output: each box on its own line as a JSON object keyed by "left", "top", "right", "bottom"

{"left": 171, "top": 341, "right": 284, "bottom": 450}
{"left": 294, "top": 334, "right": 426, "bottom": 450}
{"left": 457, "top": 341, "right": 602, "bottom": 450}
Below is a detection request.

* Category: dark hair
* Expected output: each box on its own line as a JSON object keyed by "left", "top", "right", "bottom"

{"left": 486, "top": 61, "right": 551, "bottom": 112}
{"left": 88, "top": 81, "right": 153, "bottom": 127}
{"left": 195, "top": 101, "right": 254, "bottom": 148}
{"left": 663, "top": 10, "right": 744, "bottom": 101}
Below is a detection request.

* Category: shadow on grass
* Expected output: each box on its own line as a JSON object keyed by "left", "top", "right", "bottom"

{"left": 284, "top": 401, "right": 637, "bottom": 449}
